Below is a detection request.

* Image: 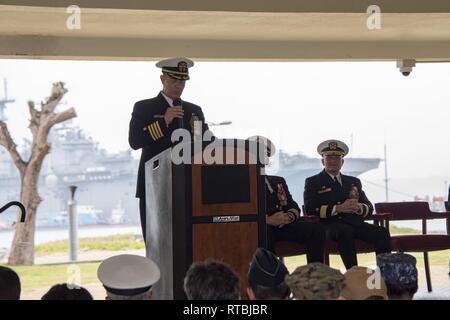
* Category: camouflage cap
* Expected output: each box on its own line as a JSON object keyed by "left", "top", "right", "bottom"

{"left": 376, "top": 253, "right": 418, "bottom": 286}
{"left": 285, "top": 263, "right": 345, "bottom": 300}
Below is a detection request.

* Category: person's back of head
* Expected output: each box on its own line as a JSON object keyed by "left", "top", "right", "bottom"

{"left": 0, "top": 266, "right": 21, "bottom": 300}
{"left": 247, "top": 248, "right": 290, "bottom": 300}
{"left": 377, "top": 253, "right": 418, "bottom": 300}
{"left": 41, "top": 283, "right": 93, "bottom": 300}
{"left": 341, "top": 266, "right": 388, "bottom": 300}
{"left": 285, "top": 263, "right": 345, "bottom": 300}
{"left": 184, "top": 260, "right": 240, "bottom": 300}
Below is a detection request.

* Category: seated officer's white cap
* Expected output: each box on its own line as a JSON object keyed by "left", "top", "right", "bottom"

{"left": 317, "top": 139, "right": 349, "bottom": 157}
{"left": 247, "top": 135, "right": 276, "bottom": 157}
{"left": 156, "top": 57, "right": 194, "bottom": 80}
{"left": 98, "top": 254, "right": 160, "bottom": 296}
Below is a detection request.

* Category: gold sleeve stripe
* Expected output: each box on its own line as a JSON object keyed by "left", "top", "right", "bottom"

{"left": 148, "top": 124, "right": 158, "bottom": 140}
{"left": 320, "top": 205, "right": 328, "bottom": 219}
{"left": 147, "top": 125, "right": 156, "bottom": 140}
{"left": 155, "top": 121, "right": 164, "bottom": 138}
{"left": 362, "top": 204, "right": 369, "bottom": 217}
{"left": 150, "top": 122, "right": 161, "bottom": 139}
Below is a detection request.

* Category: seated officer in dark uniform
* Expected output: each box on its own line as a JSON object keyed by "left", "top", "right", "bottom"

{"left": 128, "top": 57, "right": 210, "bottom": 240}
{"left": 249, "top": 136, "right": 325, "bottom": 264}
{"left": 304, "top": 139, "right": 391, "bottom": 269}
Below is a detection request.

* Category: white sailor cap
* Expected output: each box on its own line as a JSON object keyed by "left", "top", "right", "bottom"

{"left": 247, "top": 135, "right": 276, "bottom": 157}
{"left": 156, "top": 57, "right": 194, "bottom": 80}
{"left": 97, "top": 254, "right": 160, "bottom": 296}
{"left": 317, "top": 139, "right": 349, "bottom": 157}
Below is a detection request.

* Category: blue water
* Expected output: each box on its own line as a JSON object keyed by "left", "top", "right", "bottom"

{"left": 0, "top": 225, "right": 142, "bottom": 249}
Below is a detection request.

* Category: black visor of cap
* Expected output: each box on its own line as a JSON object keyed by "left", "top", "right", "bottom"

{"left": 103, "top": 285, "right": 152, "bottom": 296}
{"left": 162, "top": 66, "right": 189, "bottom": 80}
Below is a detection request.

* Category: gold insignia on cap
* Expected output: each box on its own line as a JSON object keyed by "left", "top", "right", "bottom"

{"left": 329, "top": 142, "right": 338, "bottom": 150}
{"left": 178, "top": 61, "right": 188, "bottom": 73}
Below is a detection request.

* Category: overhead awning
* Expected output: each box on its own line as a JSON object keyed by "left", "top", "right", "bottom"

{"left": 1, "top": 0, "right": 450, "bottom": 61}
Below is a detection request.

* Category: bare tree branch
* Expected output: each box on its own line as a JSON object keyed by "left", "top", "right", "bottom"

{"left": 7, "top": 81, "right": 77, "bottom": 265}
{"left": 27, "top": 100, "right": 40, "bottom": 138}
{"left": 27, "top": 100, "right": 38, "bottom": 119}
{"left": 42, "top": 82, "right": 68, "bottom": 113}
{"left": 48, "top": 108, "right": 77, "bottom": 127}
{"left": 0, "top": 121, "right": 26, "bottom": 175}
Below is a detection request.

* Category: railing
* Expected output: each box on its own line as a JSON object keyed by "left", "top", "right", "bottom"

{"left": 0, "top": 201, "right": 26, "bottom": 222}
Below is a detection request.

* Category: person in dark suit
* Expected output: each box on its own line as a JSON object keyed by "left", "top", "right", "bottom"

{"left": 248, "top": 136, "right": 325, "bottom": 264}
{"left": 128, "top": 57, "right": 210, "bottom": 240}
{"left": 303, "top": 139, "right": 391, "bottom": 269}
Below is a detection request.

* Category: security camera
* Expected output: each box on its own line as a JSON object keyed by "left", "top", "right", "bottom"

{"left": 397, "top": 59, "right": 416, "bottom": 76}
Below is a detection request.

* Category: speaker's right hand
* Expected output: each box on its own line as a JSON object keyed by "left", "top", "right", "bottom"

{"left": 164, "top": 106, "right": 184, "bottom": 126}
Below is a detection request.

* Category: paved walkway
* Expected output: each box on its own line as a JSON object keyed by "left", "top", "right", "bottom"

{"left": 415, "top": 286, "right": 450, "bottom": 300}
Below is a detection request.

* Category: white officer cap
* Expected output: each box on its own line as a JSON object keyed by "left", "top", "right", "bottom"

{"left": 156, "top": 57, "right": 194, "bottom": 80}
{"left": 98, "top": 254, "right": 160, "bottom": 296}
{"left": 317, "top": 139, "right": 349, "bottom": 157}
{"left": 247, "top": 135, "right": 276, "bottom": 157}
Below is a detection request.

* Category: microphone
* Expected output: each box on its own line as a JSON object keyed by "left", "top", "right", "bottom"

{"left": 172, "top": 98, "right": 183, "bottom": 128}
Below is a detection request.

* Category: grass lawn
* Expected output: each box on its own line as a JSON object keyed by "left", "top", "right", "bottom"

{"left": 2, "top": 262, "right": 100, "bottom": 290}
{"left": 35, "top": 233, "right": 144, "bottom": 253}
{"left": 284, "top": 225, "right": 449, "bottom": 271}
{"left": 33, "top": 225, "right": 418, "bottom": 254}
{"left": 284, "top": 250, "right": 450, "bottom": 273}
{"left": 3, "top": 250, "right": 448, "bottom": 292}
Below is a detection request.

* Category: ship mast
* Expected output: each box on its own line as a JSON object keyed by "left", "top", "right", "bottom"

{"left": 0, "top": 78, "right": 15, "bottom": 121}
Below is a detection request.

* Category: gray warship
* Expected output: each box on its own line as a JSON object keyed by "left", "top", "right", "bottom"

{"left": 0, "top": 80, "right": 380, "bottom": 228}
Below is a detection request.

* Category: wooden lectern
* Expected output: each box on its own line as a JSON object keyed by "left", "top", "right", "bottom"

{"left": 145, "top": 139, "right": 267, "bottom": 299}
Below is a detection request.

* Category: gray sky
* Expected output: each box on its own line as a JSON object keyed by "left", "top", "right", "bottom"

{"left": 1, "top": 59, "right": 450, "bottom": 202}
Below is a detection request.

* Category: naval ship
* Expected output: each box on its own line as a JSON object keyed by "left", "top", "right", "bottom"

{"left": 0, "top": 80, "right": 380, "bottom": 228}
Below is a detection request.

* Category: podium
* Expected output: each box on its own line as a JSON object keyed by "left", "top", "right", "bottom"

{"left": 145, "top": 139, "right": 267, "bottom": 299}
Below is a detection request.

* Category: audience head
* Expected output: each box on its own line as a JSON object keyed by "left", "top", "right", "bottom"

{"left": 377, "top": 252, "right": 418, "bottom": 300}
{"left": 184, "top": 260, "right": 240, "bottom": 300}
{"left": 0, "top": 266, "right": 21, "bottom": 300}
{"left": 247, "top": 248, "right": 290, "bottom": 300}
{"left": 41, "top": 283, "right": 93, "bottom": 300}
{"left": 98, "top": 254, "right": 160, "bottom": 300}
{"left": 285, "top": 263, "right": 345, "bottom": 300}
{"left": 341, "top": 266, "right": 388, "bottom": 300}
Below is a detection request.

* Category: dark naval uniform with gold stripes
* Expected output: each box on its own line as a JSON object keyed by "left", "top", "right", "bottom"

{"left": 265, "top": 175, "right": 325, "bottom": 263}
{"left": 304, "top": 170, "right": 391, "bottom": 269}
{"left": 129, "top": 92, "right": 209, "bottom": 239}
